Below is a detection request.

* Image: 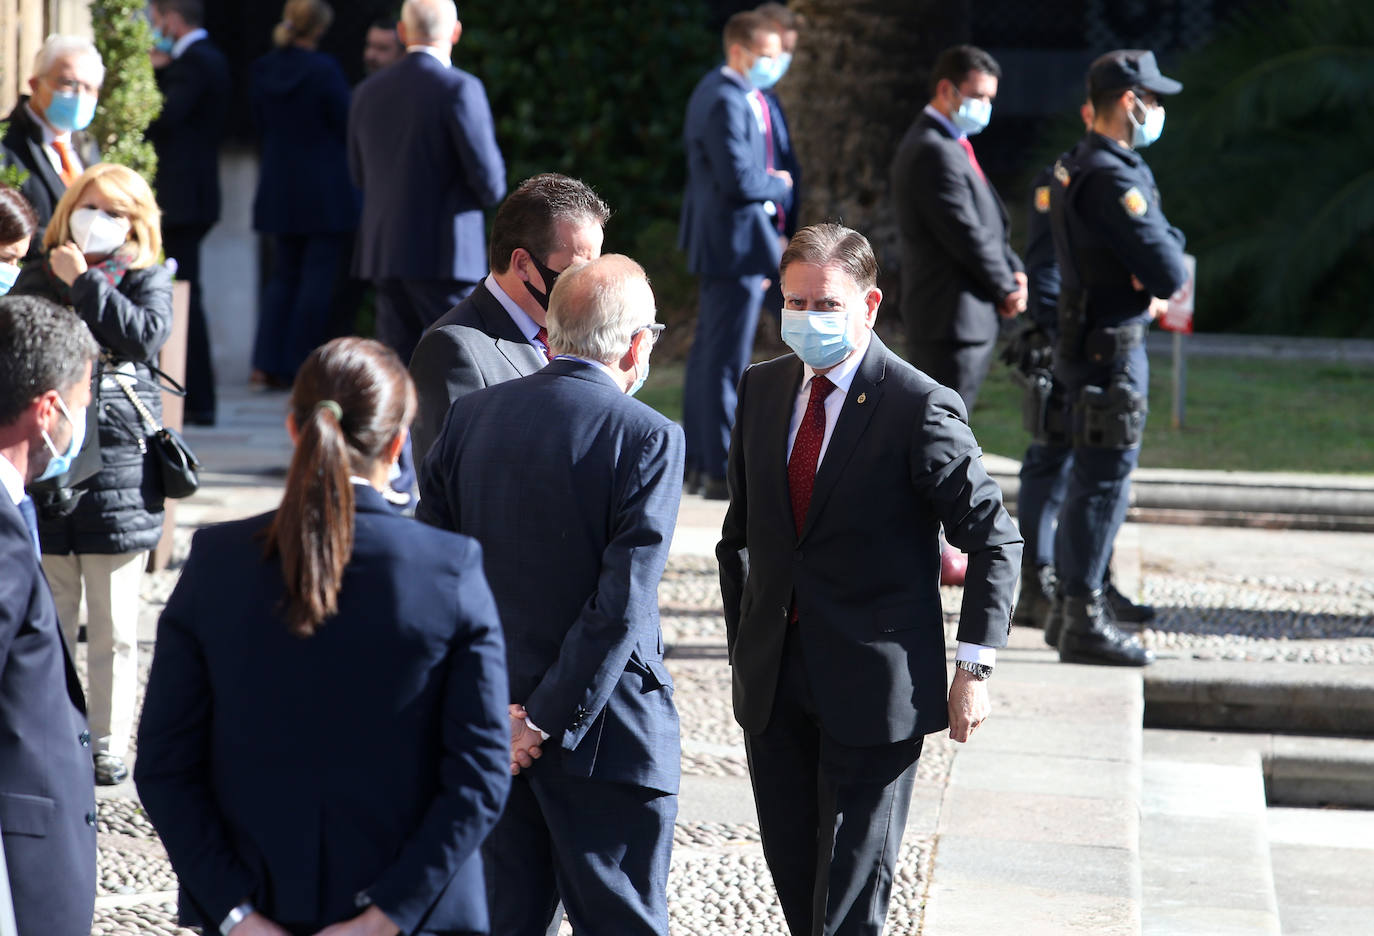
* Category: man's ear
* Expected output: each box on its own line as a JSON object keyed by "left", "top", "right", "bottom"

{"left": 396, "top": 20, "right": 409, "bottom": 46}
{"left": 451, "top": 21, "right": 463, "bottom": 45}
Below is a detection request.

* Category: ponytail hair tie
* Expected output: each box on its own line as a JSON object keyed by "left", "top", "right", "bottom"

{"left": 316, "top": 399, "right": 343, "bottom": 420}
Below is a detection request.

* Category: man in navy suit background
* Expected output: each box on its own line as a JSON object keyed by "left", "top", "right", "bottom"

{"left": 409, "top": 173, "right": 608, "bottom": 462}
{"left": 0, "top": 295, "right": 100, "bottom": 936}
{"left": 418, "top": 255, "right": 683, "bottom": 935}
{"left": 754, "top": 3, "right": 806, "bottom": 320}
{"left": 680, "top": 11, "right": 793, "bottom": 499}
{"left": 890, "top": 45, "right": 1027, "bottom": 412}
{"left": 148, "top": 0, "right": 231, "bottom": 426}
{"left": 349, "top": 0, "right": 507, "bottom": 366}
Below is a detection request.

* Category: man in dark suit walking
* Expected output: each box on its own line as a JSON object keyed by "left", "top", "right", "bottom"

{"left": 891, "top": 44, "right": 1027, "bottom": 411}
{"left": 718, "top": 224, "right": 1022, "bottom": 936}
{"left": 418, "top": 255, "right": 683, "bottom": 936}
{"left": 0, "top": 295, "right": 100, "bottom": 936}
{"left": 0, "top": 36, "right": 104, "bottom": 251}
{"left": 349, "top": 0, "right": 507, "bottom": 366}
{"left": 680, "top": 11, "right": 793, "bottom": 498}
{"left": 148, "top": 0, "right": 231, "bottom": 426}
{"left": 408, "top": 173, "right": 608, "bottom": 462}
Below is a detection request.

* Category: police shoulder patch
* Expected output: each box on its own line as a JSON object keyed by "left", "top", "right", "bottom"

{"left": 1121, "top": 186, "right": 1148, "bottom": 217}
{"left": 1034, "top": 185, "right": 1051, "bottom": 213}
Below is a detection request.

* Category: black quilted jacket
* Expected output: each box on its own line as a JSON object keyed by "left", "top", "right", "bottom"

{"left": 16, "top": 261, "right": 175, "bottom": 555}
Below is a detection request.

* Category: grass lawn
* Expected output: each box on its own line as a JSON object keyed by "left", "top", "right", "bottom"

{"left": 639, "top": 353, "right": 1374, "bottom": 475}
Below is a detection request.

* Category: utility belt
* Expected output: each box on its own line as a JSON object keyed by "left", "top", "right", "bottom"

{"left": 1073, "top": 378, "right": 1147, "bottom": 450}
{"left": 1001, "top": 321, "right": 1068, "bottom": 445}
{"left": 1056, "top": 291, "right": 1147, "bottom": 365}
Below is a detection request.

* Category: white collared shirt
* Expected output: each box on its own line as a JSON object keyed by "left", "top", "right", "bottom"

{"left": 171, "top": 27, "right": 208, "bottom": 60}
{"left": 784, "top": 335, "right": 995, "bottom": 666}
{"left": 484, "top": 274, "right": 547, "bottom": 356}
{"left": 407, "top": 45, "right": 452, "bottom": 67}
{"left": 24, "top": 102, "right": 82, "bottom": 180}
{"left": 0, "top": 453, "right": 25, "bottom": 507}
{"left": 923, "top": 103, "right": 964, "bottom": 140}
{"left": 718, "top": 67, "right": 775, "bottom": 217}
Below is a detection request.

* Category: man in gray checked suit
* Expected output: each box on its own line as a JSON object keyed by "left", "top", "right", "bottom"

{"left": 408, "top": 173, "right": 609, "bottom": 462}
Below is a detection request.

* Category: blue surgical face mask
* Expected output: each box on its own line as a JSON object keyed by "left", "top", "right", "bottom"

{"left": 0, "top": 262, "right": 19, "bottom": 295}
{"left": 628, "top": 360, "right": 649, "bottom": 397}
{"left": 151, "top": 27, "right": 175, "bottom": 54}
{"left": 747, "top": 54, "right": 779, "bottom": 90}
{"left": 1128, "top": 99, "right": 1165, "bottom": 148}
{"left": 781, "top": 309, "right": 855, "bottom": 370}
{"left": 44, "top": 90, "right": 97, "bottom": 133}
{"left": 33, "top": 393, "right": 87, "bottom": 482}
{"left": 774, "top": 51, "right": 793, "bottom": 84}
{"left": 952, "top": 92, "right": 992, "bottom": 136}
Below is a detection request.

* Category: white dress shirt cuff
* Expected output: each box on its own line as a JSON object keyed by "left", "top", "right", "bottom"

{"left": 955, "top": 642, "right": 997, "bottom": 666}
{"left": 524, "top": 717, "right": 550, "bottom": 741}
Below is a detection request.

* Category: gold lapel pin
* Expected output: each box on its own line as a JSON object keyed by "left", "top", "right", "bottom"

{"left": 857, "top": 392, "right": 867, "bottom": 404}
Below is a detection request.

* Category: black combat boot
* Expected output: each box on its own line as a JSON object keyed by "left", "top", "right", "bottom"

{"left": 1043, "top": 590, "right": 1065, "bottom": 648}
{"left": 1012, "top": 564, "right": 1056, "bottom": 630}
{"left": 1057, "top": 590, "right": 1155, "bottom": 666}
{"left": 1103, "top": 566, "right": 1155, "bottom": 624}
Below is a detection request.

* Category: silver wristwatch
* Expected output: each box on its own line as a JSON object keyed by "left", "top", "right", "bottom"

{"left": 221, "top": 901, "right": 255, "bottom": 935}
{"left": 955, "top": 659, "right": 993, "bottom": 680}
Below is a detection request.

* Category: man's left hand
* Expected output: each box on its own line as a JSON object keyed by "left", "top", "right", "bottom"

{"left": 310, "top": 905, "right": 400, "bottom": 936}
{"left": 947, "top": 668, "right": 990, "bottom": 743}
{"left": 508, "top": 703, "right": 543, "bottom": 775}
{"left": 50, "top": 243, "right": 88, "bottom": 286}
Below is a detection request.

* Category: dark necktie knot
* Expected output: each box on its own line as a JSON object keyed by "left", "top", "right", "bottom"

{"left": 535, "top": 326, "right": 553, "bottom": 362}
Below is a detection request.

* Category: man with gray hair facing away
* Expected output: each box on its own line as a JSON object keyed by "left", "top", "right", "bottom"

{"left": 418, "top": 255, "right": 683, "bottom": 935}
{"left": 0, "top": 35, "right": 104, "bottom": 249}
{"left": 349, "top": 0, "right": 507, "bottom": 366}
{"left": 0, "top": 294, "right": 101, "bottom": 936}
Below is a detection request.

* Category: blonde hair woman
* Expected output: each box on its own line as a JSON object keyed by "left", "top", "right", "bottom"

{"left": 12, "top": 162, "right": 173, "bottom": 787}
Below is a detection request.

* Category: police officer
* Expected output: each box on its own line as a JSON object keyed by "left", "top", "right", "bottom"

{"left": 1010, "top": 99, "right": 1158, "bottom": 634}
{"left": 1045, "top": 50, "right": 1187, "bottom": 666}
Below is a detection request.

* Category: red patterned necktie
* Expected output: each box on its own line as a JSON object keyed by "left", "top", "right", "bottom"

{"left": 958, "top": 136, "right": 987, "bottom": 183}
{"left": 535, "top": 326, "right": 553, "bottom": 362}
{"left": 787, "top": 375, "right": 835, "bottom": 537}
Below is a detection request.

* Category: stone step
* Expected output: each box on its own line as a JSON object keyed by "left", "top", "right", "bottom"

{"left": 922, "top": 646, "right": 1145, "bottom": 936}
{"left": 1140, "top": 730, "right": 1281, "bottom": 935}
{"left": 1144, "top": 660, "right": 1374, "bottom": 736}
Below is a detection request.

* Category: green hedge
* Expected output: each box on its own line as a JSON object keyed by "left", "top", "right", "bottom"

{"left": 89, "top": 0, "right": 162, "bottom": 179}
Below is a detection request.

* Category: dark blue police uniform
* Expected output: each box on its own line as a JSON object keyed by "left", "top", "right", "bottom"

{"left": 1047, "top": 128, "right": 1186, "bottom": 660}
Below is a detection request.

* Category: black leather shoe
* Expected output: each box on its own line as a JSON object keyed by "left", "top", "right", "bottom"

{"left": 1013, "top": 564, "right": 1056, "bottom": 630}
{"left": 1043, "top": 591, "right": 1064, "bottom": 648}
{"left": 701, "top": 477, "right": 730, "bottom": 501}
{"left": 1104, "top": 581, "right": 1156, "bottom": 624}
{"left": 683, "top": 469, "right": 702, "bottom": 496}
{"left": 94, "top": 752, "right": 129, "bottom": 786}
{"left": 1057, "top": 591, "right": 1154, "bottom": 666}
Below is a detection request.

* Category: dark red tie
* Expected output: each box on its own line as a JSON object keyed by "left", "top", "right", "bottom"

{"left": 534, "top": 326, "right": 553, "bottom": 362}
{"left": 958, "top": 136, "right": 987, "bottom": 184}
{"left": 788, "top": 375, "right": 835, "bottom": 537}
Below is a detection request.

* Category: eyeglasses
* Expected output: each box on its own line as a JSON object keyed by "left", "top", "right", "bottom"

{"left": 45, "top": 76, "right": 100, "bottom": 97}
{"left": 633, "top": 323, "right": 665, "bottom": 347}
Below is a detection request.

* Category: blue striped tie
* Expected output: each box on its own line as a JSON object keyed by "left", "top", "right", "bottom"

{"left": 17, "top": 495, "right": 41, "bottom": 561}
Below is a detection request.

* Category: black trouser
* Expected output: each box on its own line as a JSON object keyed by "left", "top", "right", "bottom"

{"left": 746, "top": 626, "right": 923, "bottom": 936}
{"left": 162, "top": 224, "right": 216, "bottom": 421}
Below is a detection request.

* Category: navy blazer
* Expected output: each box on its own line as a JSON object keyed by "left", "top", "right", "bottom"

{"left": 417, "top": 360, "right": 684, "bottom": 795}
{"left": 891, "top": 112, "right": 1024, "bottom": 344}
{"left": 679, "top": 68, "right": 791, "bottom": 277}
{"left": 408, "top": 281, "right": 547, "bottom": 463}
{"left": 148, "top": 37, "right": 232, "bottom": 228}
{"left": 250, "top": 47, "right": 360, "bottom": 235}
{"left": 0, "top": 493, "right": 97, "bottom": 936}
{"left": 0, "top": 98, "right": 100, "bottom": 249}
{"left": 348, "top": 52, "right": 506, "bottom": 282}
{"left": 717, "top": 336, "right": 1023, "bottom": 745}
{"left": 134, "top": 485, "right": 511, "bottom": 935}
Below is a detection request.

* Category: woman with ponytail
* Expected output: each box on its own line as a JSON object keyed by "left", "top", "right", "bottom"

{"left": 135, "top": 337, "right": 511, "bottom": 936}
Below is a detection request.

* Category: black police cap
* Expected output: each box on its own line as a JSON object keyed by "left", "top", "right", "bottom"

{"left": 1087, "top": 50, "right": 1183, "bottom": 96}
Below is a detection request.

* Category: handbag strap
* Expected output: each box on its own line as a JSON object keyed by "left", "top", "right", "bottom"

{"left": 112, "top": 371, "right": 164, "bottom": 435}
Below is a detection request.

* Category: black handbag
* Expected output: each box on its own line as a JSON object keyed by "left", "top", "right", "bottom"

{"left": 112, "top": 366, "right": 203, "bottom": 499}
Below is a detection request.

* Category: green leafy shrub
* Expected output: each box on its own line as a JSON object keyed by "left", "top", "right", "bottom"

{"left": 88, "top": 0, "right": 162, "bottom": 179}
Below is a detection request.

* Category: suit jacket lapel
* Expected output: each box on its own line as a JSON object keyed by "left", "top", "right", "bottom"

{"left": 800, "top": 337, "right": 888, "bottom": 540}
{"left": 472, "top": 283, "right": 547, "bottom": 376}
{"left": 764, "top": 359, "right": 803, "bottom": 536}
{"left": 24, "top": 129, "right": 65, "bottom": 204}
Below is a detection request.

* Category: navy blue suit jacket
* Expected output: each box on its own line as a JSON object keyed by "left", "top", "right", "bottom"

{"left": 251, "top": 47, "right": 360, "bottom": 235}
{"left": 348, "top": 52, "right": 506, "bottom": 281}
{"left": 417, "top": 360, "right": 684, "bottom": 795}
{"left": 762, "top": 89, "right": 802, "bottom": 238}
{"left": 134, "top": 486, "right": 511, "bottom": 934}
{"left": 717, "top": 336, "right": 1023, "bottom": 745}
{"left": 679, "top": 68, "right": 791, "bottom": 277}
{"left": 148, "top": 37, "right": 232, "bottom": 228}
{"left": 0, "top": 494, "right": 96, "bottom": 936}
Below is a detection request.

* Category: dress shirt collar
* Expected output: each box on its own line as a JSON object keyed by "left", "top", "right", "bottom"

{"left": 0, "top": 453, "right": 26, "bottom": 506}
{"left": 798, "top": 332, "right": 869, "bottom": 399}
{"left": 171, "top": 28, "right": 208, "bottom": 59}
{"left": 408, "top": 45, "right": 452, "bottom": 67}
{"left": 719, "top": 65, "right": 751, "bottom": 91}
{"left": 552, "top": 354, "right": 620, "bottom": 386}
{"left": 484, "top": 273, "right": 541, "bottom": 345}
{"left": 923, "top": 103, "right": 964, "bottom": 140}
{"left": 24, "top": 101, "right": 66, "bottom": 144}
